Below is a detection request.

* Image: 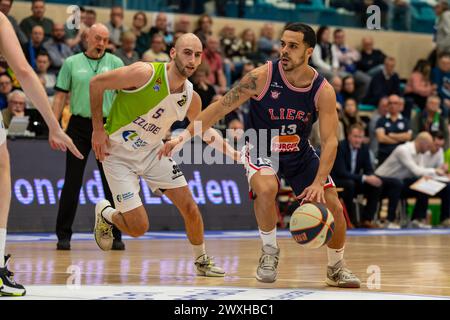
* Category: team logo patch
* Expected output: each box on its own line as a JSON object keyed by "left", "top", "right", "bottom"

{"left": 177, "top": 95, "right": 187, "bottom": 107}
{"left": 156, "top": 77, "right": 162, "bottom": 85}
{"left": 153, "top": 85, "right": 160, "bottom": 92}
{"left": 122, "top": 130, "right": 138, "bottom": 142}
{"left": 270, "top": 90, "right": 281, "bottom": 100}
{"left": 116, "top": 192, "right": 133, "bottom": 203}
{"left": 271, "top": 135, "right": 300, "bottom": 152}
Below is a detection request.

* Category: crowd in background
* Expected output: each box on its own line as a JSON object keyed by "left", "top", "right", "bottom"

{"left": 1, "top": 0, "right": 450, "bottom": 229}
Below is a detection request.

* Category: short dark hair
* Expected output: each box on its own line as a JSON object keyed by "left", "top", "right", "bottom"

{"left": 432, "top": 131, "right": 445, "bottom": 140}
{"left": 348, "top": 123, "right": 364, "bottom": 135}
{"left": 86, "top": 9, "right": 96, "bottom": 16}
{"left": 283, "top": 23, "right": 316, "bottom": 48}
{"left": 333, "top": 28, "right": 344, "bottom": 36}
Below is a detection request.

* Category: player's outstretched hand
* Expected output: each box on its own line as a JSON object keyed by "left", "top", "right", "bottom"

{"left": 49, "top": 127, "right": 84, "bottom": 160}
{"left": 92, "top": 128, "right": 110, "bottom": 162}
{"left": 298, "top": 181, "right": 326, "bottom": 204}
{"left": 158, "top": 137, "right": 183, "bottom": 160}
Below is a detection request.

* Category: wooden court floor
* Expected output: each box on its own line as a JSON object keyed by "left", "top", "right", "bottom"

{"left": 6, "top": 234, "right": 450, "bottom": 297}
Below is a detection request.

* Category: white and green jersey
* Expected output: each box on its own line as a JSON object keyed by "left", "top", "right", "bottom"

{"left": 105, "top": 62, "right": 193, "bottom": 151}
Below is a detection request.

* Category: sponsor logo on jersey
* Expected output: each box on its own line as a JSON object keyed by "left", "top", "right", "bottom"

{"left": 153, "top": 84, "right": 160, "bottom": 92}
{"left": 270, "top": 90, "right": 281, "bottom": 100}
{"left": 177, "top": 94, "right": 187, "bottom": 107}
{"left": 268, "top": 108, "right": 311, "bottom": 122}
{"left": 116, "top": 192, "right": 134, "bottom": 203}
{"left": 171, "top": 163, "right": 183, "bottom": 180}
{"left": 122, "top": 130, "right": 148, "bottom": 149}
{"left": 271, "top": 135, "right": 300, "bottom": 152}
{"left": 270, "top": 81, "right": 284, "bottom": 89}
{"left": 156, "top": 77, "right": 162, "bottom": 85}
{"left": 133, "top": 116, "right": 161, "bottom": 134}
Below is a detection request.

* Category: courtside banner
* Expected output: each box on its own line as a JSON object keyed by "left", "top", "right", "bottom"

{"left": 8, "top": 139, "right": 255, "bottom": 232}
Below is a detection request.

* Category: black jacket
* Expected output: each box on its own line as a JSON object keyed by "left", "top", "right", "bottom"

{"left": 332, "top": 139, "right": 374, "bottom": 182}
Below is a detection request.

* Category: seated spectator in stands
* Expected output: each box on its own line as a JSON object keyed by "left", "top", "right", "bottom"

{"left": 435, "top": 0, "right": 450, "bottom": 55}
{"left": 226, "top": 118, "right": 244, "bottom": 143}
{"left": 43, "top": 23, "right": 72, "bottom": 73}
{"left": 35, "top": 52, "right": 55, "bottom": 97}
{"left": 65, "top": 6, "right": 87, "bottom": 49}
{"left": 149, "top": 12, "right": 174, "bottom": 50}
{"left": 105, "top": 6, "right": 128, "bottom": 51}
{"left": 0, "top": 73, "right": 13, "bottom": 110}
{"left": 203, "top": 35, "right": 227, "bottom": 94}
{"left": 22, "top": 25, "right": 47, "bottom": 70}
{"left": 142, "top": 34, "right": 170, "bottom": 63}
{"left": 114, "top": 31, "right": 139, "bottom": 66}
{"left": 341, "top": 75, "right": 358, "bottom": 102}
{"left": 404, "top": 59, "right": 436, "bottom": 110}
{"left": 332, "top": 124, "right": 382, "bottom": 227}
{"left": 341, "top": 98, "right": 364, "bottom": 135}
{"left": 72, "top": 27, "right": 89, "bottom": 54}
{"left": 1, "top": 90, "right": 26, "bottom": 127}
{"left": 258, "top": 23, "right": 279, "bottom": 61}
{"left": 364, "top": 56, "right": 400, "bottom": 106}
{"left": 333, "top": 28, "right": 371, "bottom": 101}
{"left": 376, "top": 94, "right": 412, "bottom": 164}
{"left": 84, "top": 9, "right": 96, "bottom": 28}
{"left": 311, "top": 26, "right": 339, "bottom": 81}
{"left": 376, "top": 132, "right": 450, "bottom": 228}
{"left": 19, "top": 0, "right": 53, "bottom": 39}
{"left": 191, "top": 64, "right": 216, "bottom": 109}
{"left": 431, "top": 52, "right": 450, "bottom": 117}
{"left": 369, "top": 96, "right": 389, "bottom": 157}
{"left": 1, "top": 0, "right": 27, "bottom": 45}
{"left": 175, "top": 15, "right": 191, "bottom": 33}
{"left": 357, "top": 36, "right": 386, "bottom": 77}
{"left": 310, "top": 102, "right": 345, "bottom": 150}
{"left": 331, "top": 76, "right": 344, "bottom": 107}
{"left": 194, "top": 14, "right": 213, "bottom": 47}
{"left": 131, "top": 11, "right": 150, "bottom": 58}
{"left": 238, "top": 28, "right": 259, "bottom": 63}
{"left": 220, "top": 24, "right": 240, "bottom": 61}
{"left": 412, "top": 95, "right": 449, "bottom": 149}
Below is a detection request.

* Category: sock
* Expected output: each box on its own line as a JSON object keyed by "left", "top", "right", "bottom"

{"left": 193, "top": 243, "right": 206, "bottom": 260}
{"left": 327, "top": 247, "right": 345, "bottom": 267}
{"left": 0, "top": 228, "right": 6, "bottom": 267}
{"left": 259, "top": 227, "right": 278, "bottom": 248}
{"left": 101, "top": 206, "right": 118, "bottom": 225}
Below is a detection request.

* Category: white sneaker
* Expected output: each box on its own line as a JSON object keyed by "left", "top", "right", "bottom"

{"left": 94, "top": 199, "right": 114, "bottom": 251}
{"left": 195, "top": 254, "right": 225, "bottom": 277}
{"left": 411, "top": 219, "right": 432, "bottom": 229}
{"left": 386, "top": 222, "right": 401, "bottom": 229}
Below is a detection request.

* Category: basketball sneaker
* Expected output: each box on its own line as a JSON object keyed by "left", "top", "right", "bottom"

{"left": 326, "top": 260, "right": 361, "bottom": 288}
{"left": 0, "top": 255, "right": 26, "bottom": 296}
{"left": 195, "top": 254, "right": 225, "bottom": 277}
{"left": 256, "top": 245, "right": 280, "bottom": 283}
{"left": 94, "top": 200, "right": 114, "bottom": 251}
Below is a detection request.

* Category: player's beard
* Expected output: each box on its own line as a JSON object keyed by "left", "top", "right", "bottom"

{"left": 174, "top": 56, "right": 191, "bottom": 78}
{"left": 281, "top": 49, "right": 306, "bottom": 72}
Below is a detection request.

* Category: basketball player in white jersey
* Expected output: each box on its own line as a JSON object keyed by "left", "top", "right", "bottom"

{"left": 90, "top": 33, "right": 239, "bottom": 277}
{"left": 0, "top": 12, "right": 83, "bottom": 296}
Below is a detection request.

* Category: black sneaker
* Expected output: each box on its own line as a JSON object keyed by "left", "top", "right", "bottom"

{"left": 56, "top": 240, "right": 71, "bottom": 250}
{"left": 112, "top": 240, "right": 125, "bottom": 251}
{"left": 0, "top": 255, "right": 26, "bottom": 296}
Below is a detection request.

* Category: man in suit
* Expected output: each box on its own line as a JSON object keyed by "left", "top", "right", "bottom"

{"left": 332, "top": 123, "right": 383, "bottom": 227}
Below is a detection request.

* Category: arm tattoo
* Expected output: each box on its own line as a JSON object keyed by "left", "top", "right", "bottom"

{"left": 221, "top": 71, "right": 258, "bottom": 108}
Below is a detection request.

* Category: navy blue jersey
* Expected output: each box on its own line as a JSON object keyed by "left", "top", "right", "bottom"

{"left": 248, "top": 60, "right": 327, "bottom": 157}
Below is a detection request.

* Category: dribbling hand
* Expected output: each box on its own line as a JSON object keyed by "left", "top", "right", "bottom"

{"left": 298, "top": 181, "right": 326, "bottom": 204}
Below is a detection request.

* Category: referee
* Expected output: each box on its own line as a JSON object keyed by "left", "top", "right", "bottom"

{"left": 53, "top": 24, "right": 125, "bottom": 250}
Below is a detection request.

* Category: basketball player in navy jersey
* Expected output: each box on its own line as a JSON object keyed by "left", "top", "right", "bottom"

{"left": 160, "top": 23, "right": 360, "bottom": 287}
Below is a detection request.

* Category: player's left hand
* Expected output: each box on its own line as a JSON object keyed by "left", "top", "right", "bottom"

{"left": 298, "top": 181, "right": 326, "bottom": 203}
{"left": 48, "top": 128, "right": 84, "bottom": 160}
{"left": 158, "top": 137, "right": 183, "bottom": 160}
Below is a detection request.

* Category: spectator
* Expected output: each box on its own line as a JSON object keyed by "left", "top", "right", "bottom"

{"left": 149, "top": 12, "right": 174, "bottom": 50}
{"left": 357, "top": 36, "right": 386, "bottom": 76}
{"left": 19, "top": 0, "right": 54, "bottom": 39}
{"left": 412, "top": 95, "right": 449, "bottom": 148}
{"left": 105, "top": 6, "right": 128, "bottom": 51}
{"left": 142, "top": 34, "right": 170, "bottom": 63}
{"left": 84, "top": 9, "right": 96, "bottom": 28}
{"left": 114, "top": 31, "right": 139, "bottom": 66}
{"left": 375, "top": 132, "right": 450, "bottom": 228}
{"left": 0, "top": 0, "right": 27, "bottom": 45}
{"left": 1, "top": 90, "right": 27, "bottom": 128}
{"left": 404, "top": 59, "right": 436, "bottom": 110}
{"left": 43, "top": 23, "right": 73, "bottom": 72}
{"left": 64, "top": 6, "right": 87, "bottom": 49}
{"left": 258, "top": 23, "right": 279, "bottom": 61}
{"left": 388, "top": 0, "right": 411, "bottom": 31}
{"left": 341, "top": 75, "right": 358, "bottom": 102}
{"left": 22, "top": 25, "right": 46, "bottom": 70}
{"left": 364, "top": 56, "right": 400, "bottom": 106}
{"left": 376, "top": 94, "right": 412, "bottom": 164}
{"left": 0, "top": 73, "right": 13, "bottom": 110}
{"left": 341, "top": 98, "right": 364, "bottom": 135}
{"left": 191, "top": 63, "right": 216, "bottom": 108}
{"left": 369, "top": 96, "right": 389, "bottom": 156}
{"left": 173, "top": 31, "right": 184, "bottom": 46}
{"left": 194, "top": 14, "right": 213, "bottom": 47}
{"left": 331, "top": 76, "right": 344, "bottom": 106}
{"left": 332, "top": 124, "right": 382, "bottom": 227}
{"left": 431, "top": 52, "right": 450, "bottom": 117}
{"left": 310, "top": 103, "right": 345, "bottom": 149}
{"left": 311, "top": 26, "right": 339, "bottom": 81}
{"left": 131, "top": 11, "right": 149, "bottom": 58}
{"left": 333, "top": 28, "right": 371, "bottom": 101}
{"left": 35, "top": 52, "right": 55, "bottom": 97}
{"left": 238, "top": 28, "right": 259, "bottom": 63}
{"left": 174, "top": 15, "right": 191, "bottom": 33}
{"left": 434, "top": 0, "right": 450, "bottom": 54}
{"left": 72, "top": 27, "right": 89, "bottom": 54}
{"left": 220, "top": 24, "right": 240, "bottom": 61}
{"left": 203, "top": 35, "right": 227, "bottom": 94}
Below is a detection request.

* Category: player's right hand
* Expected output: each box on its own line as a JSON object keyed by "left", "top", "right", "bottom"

{"left": 158, "top": 137, "right": 182, "bottom": 160}
{"left": 92, "top": 128, "right": 110, "bottom": 162}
